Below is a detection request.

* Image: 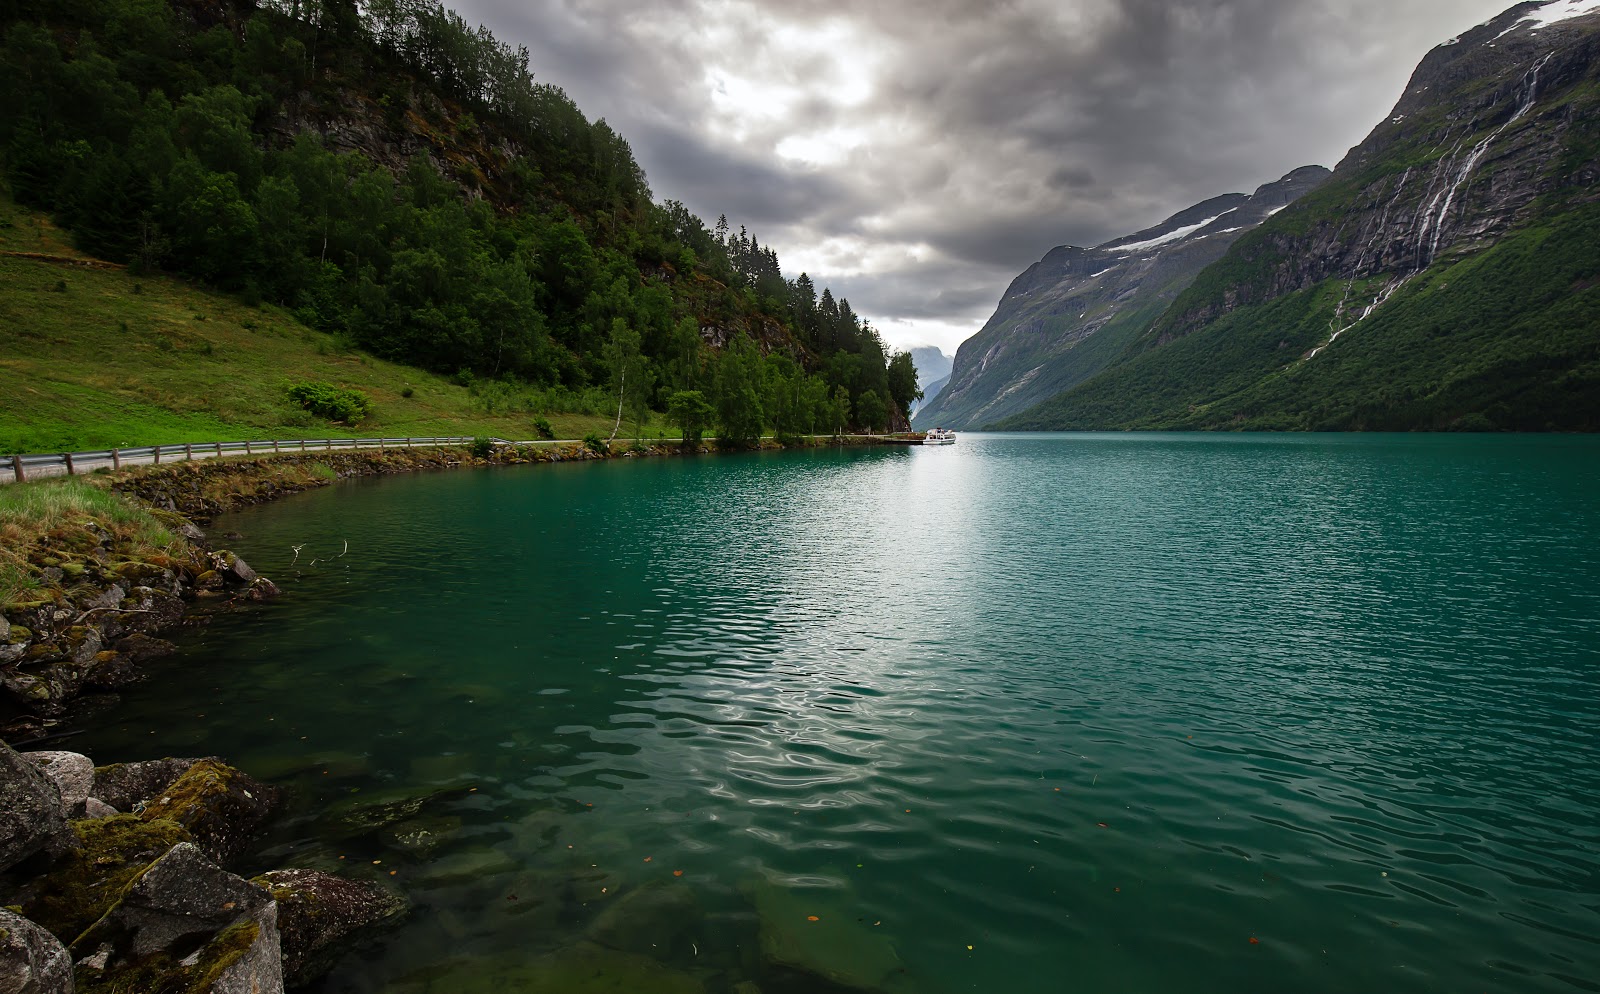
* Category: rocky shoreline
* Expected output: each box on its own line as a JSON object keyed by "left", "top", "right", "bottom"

{"left": 1, "top": 744, "right": 404, "bottom": 994}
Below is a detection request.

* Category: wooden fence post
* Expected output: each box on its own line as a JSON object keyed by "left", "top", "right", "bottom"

{"left": 112, "top": 448, "right": 121, "bottom": 471}
{"left": 11, "top": 454, "right": 23, "bottom": 483}
{"left": 153, "top": 446, "right": 161, "bottom": 465}
{"left": 185, "top": 443, "right": 193, "bottom": 461}
{"left": 215, "top": 442, "right": 222, "bottom": 458}
{"left": 245, "top": 440, "right": 253, "bottom": 455}
{"left": 273, "top": 440, "right": 280, "bottom": 454}
{"left": 63, "top": 452, "right": 75, "bottom": 476}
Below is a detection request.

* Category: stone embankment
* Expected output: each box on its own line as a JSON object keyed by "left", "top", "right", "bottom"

{"left": 0, "top": 742, "right": 403, "bottom": 994}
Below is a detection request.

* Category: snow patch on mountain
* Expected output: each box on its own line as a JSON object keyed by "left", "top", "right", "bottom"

{"left": 1102, "top": 211, "right": 1231, "bottom": 254}
{"left": 1496, "top": 0, "right": 1600, "bottom": 39}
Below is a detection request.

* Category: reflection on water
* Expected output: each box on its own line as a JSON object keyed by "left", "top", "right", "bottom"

{"left": 70, "top": 434, "right": 1600, "bottom": 993}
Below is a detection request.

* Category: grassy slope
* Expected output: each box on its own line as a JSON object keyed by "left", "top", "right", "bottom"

{"left": 0, "top": 194, "right": 662, "bottom": 453}
{"left": 995, "top": 199, "right": 1600, "bottom": 431}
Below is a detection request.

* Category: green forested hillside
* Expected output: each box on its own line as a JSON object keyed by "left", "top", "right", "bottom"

{"left": 0, "top": 0, "right": 919, "bottom": 449}
{"left": 997, "top": 200, "right": 1600, "bottom": 431}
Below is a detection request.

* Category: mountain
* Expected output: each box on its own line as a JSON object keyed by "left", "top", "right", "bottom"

{"left": 913, "top": 168, "right": 1329, "bottom": 430}
{"left": 999, "top": 0, "right": 1600, "bottom": 432}
{"left": 908, "top": 346, "right": 953, "bottom": 414}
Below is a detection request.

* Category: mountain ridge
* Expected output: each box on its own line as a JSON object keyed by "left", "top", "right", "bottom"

{"left": 913, "top": 166, "right": 1329, "bottom": 430}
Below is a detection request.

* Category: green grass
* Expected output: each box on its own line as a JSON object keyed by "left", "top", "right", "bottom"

{"left": 0, "top": 476, "right": 176, "bottom": 600}
{"left": 0, "top": 193, "right": 676, "bottom": 453}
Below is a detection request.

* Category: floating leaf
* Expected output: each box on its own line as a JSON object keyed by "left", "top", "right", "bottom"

{"left": 806, "top": 916, "right": 820, "bottom": 922}
{"left": 673, "top": 870, "right": 684, "bottom": 877}
{"left": 1248, "top": 937, "right": 1260, "bottom": 945}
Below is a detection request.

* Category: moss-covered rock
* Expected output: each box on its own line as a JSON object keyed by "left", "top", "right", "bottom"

{"left": 18, "top": 815, "right": 191, "bottom": 941}
{"left": 136, "top": 760, "right": 279, "bottom": 865}
{"left": 73, "top": 843, "right": 282, "bottom": 994}
{"left": 252, "top": 869, "right": 406, "bottom": 987}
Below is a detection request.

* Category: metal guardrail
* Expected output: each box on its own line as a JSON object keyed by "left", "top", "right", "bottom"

{"left": 3, "top": 436, "right": 504, "bottom": 484}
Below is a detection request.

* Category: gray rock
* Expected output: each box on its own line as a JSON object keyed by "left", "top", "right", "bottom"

{"left": 0, "top": 741, "right": 67, "bottom": 873}
{"left": 82, "top": 797, "right": 118, "bottom": 819}
{"left": 22, "top": 752, "right": 93, "bottom": 819}
{"left": 255, "top": 869, "right": 407, "bottom": 987}
{"left": 74, "top": 842, "right": 283, "bottom": 994}
{"left": 0, "top": 908, "right": 72, "bottom": 994}
{"left": 211, "top": 551, "right": 257, "bottom": 585}
{"left": 91, "top": 757, "right": 212, "bottom": 811}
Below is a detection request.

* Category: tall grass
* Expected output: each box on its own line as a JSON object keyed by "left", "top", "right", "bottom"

{"left": 0, "top": 478, "right": 175, "bottom": 602}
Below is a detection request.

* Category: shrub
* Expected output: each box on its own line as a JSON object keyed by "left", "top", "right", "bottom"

{"left": 287, "top": 382, "right": 372, "bottom": 424}
{"left": 469, "top": 437, "right": 494, "bottom": 458}
{"left": 582, "top": 432, "right": 608, "bottom": 454}
{"left": 532, "top": 417, "right": 555, "bottom": 440}
{"left": 400, "top": 386, "right": 415, "bottom": 399}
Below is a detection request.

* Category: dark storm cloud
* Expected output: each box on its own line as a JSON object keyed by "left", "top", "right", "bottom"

{"left": 445, "top": 0, "right": 1513, "bottom": 349}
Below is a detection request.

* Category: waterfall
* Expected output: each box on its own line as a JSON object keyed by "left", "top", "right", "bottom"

{"left": 1419, "top": 53, "right": 1554, "bottom": 266}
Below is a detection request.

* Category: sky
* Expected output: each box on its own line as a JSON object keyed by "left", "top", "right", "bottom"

{"left": 448, "top": 0, "right": 1517, "bottom": 354}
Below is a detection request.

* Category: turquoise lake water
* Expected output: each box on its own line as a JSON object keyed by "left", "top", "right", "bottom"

{"left": 69, "top": 433, "right": 1600, "bottom": 993}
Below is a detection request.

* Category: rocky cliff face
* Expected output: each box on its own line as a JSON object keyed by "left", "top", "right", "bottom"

{"left": 1000, "top": 0, "right": 1600, "bottom": 432}
{"left": 914, "top": 167, "right": 1329, "bottom": 429}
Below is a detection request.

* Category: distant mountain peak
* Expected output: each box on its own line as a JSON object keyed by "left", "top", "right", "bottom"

{"left": 913, "top": 166, "right": 1328, "bottom": 430}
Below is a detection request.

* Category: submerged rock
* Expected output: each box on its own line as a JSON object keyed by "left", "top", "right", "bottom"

{"left": 23, "top": 751, "right": 93, "bottom": 819}
{"left": 0, "top": 907, "right": 72, "bottom": 994}
{"left": 254, "top": 869, "right": 407, "bottom": 987}
{"left": 390, "top": 943, "right": 704, "bottom": 994}
{"left": 378, "top": 815, "right": 461, "bottom": 858}
{"left": 586, "top": 880, "right": 701, "bottom": 956}
{"left": 747, "top": 879, "right": 903, "bottom": 991}
{"left": 0, "top": 741, "right": 68, "bottom": 873}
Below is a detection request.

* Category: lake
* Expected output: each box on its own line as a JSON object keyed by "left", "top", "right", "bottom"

{"left": 69, "top": 433, "right": 1600, "bottom": 993}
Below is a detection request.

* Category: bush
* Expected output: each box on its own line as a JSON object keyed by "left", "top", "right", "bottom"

{"left": 287, "top": 382, "right": 373, "bottom": 424}
{"left": 400, "top": 386, "right": 415, "bottom": 399}
{"left": 532, "top": 416, "right": 555, "bottom": 440}
{"left": 582, "top": 432, "right": 608, "bottom": 453}
{"left": 469, "top": 437, "right": 495, "bottom": 458}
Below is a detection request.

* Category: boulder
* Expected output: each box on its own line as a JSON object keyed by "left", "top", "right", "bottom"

{"left": 92, "top": 757, "right": 211, "bottom": 812}
{"left": 22, "top": 752, "right": 93, "bottom": 819}
{"left": 74, "top": 843, "right": 283, "bottom": 994}
{"left": 253, "top": 869, "right": 406, "bottom": 987}
{"left": 135, "top": 760, "right": 279, "bottom": 865}
{"left": 209, "top": 552, "right": 257, "bottom": 585}
{"left": 0, "top": 908, "right": 72, "bottom": 994}
{"left": 0, "top": 741, "right": 67, "bottom": 873}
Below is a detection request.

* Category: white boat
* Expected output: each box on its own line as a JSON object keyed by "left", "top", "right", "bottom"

{"left": 923, "top": 428, "right": 957, "bottom": 445}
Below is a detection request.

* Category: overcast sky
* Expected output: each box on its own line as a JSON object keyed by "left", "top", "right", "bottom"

{"left": 450, "top": 0, "right": 1515, "bottom": 354}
